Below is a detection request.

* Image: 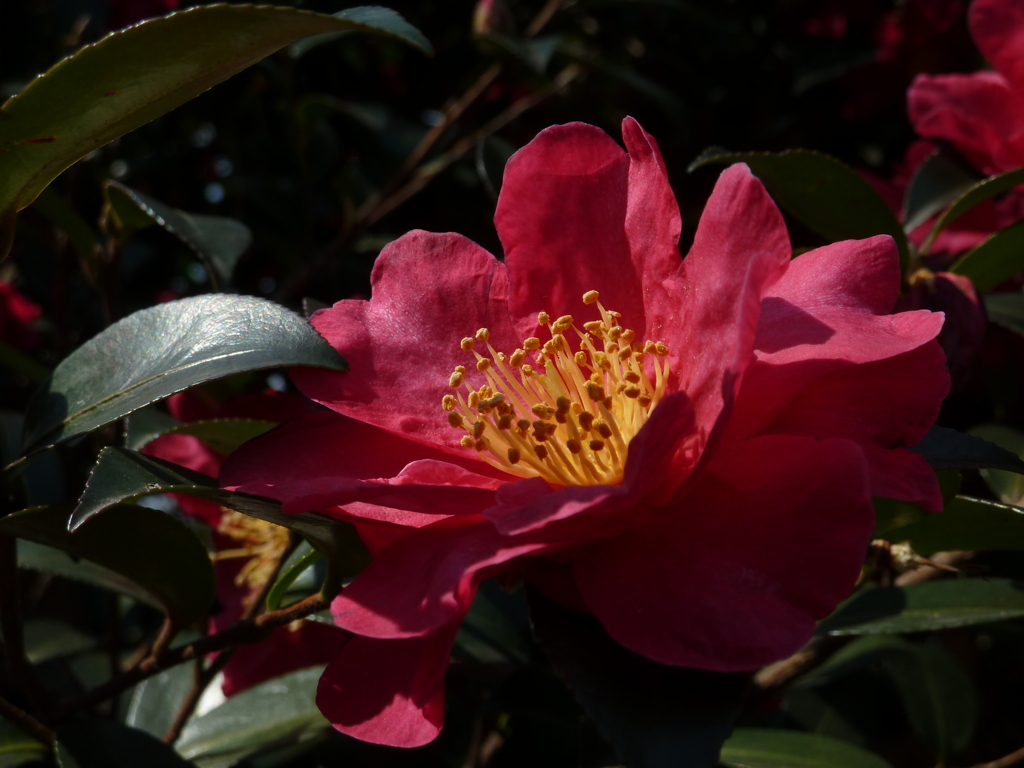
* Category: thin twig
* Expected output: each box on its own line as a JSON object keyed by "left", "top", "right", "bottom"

{"left": 969, "top": 745, "right": 1024, "bottom": 768}
{"left": 0, "top": 693, "right": 55, "bottom": 747}
{"left": 752, "top": 635, "right": 847, "bottom": 695}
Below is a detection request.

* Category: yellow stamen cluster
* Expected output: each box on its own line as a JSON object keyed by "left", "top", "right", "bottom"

{"left": 213, "top": 511, "right": 291, "bottom": 604}
{"left": 441, "top": 291, "right": 670, "bottom": 486}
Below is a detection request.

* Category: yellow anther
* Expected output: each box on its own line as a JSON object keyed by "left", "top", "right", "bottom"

{"left": 517, "top": 419, "right": 532, "bottom": 431}
{"left": 496, "top": 352, "right": 507, "bottom": 363}
{"left": 477, "top": 358, "right": 491, "bottom": 372}
{"left": 638, "top": 394, "right": 653, "bottom": 408}
{"left": 624, "top": 372, "right": 641, "bottom": 384}
{"left": 589, "top": 439, "right": 605, "bottom": 452}
{"left": 553, "top": 315, "right": 573, "bottom": 333}
{"left": 644, "top": 340, "right": 657, "bottom": 354}
{"left": 455, "top": 365, "right": 466, "bottom": 374}
{"left": 510, "top": 349, "right": 526, "bottom": 367}
{"left": 461, "top": 435, "right": 475, "bottom": 448}
{"left": 498, "top": 413, "right": 514, "bottom": 429}
{"left": 574, "top": 351, "right": 588, "bottom": 366}
{"left": 448, "top": 412, "right": 464, "bottom": 427}
{"left": 606, "top": 343, "right": 619, "bottom": 355}
{"left": 442, "top": 395, "right": 457, "bottom": 411}
{"left": 472, "top": 421, "right": 485, "bottom": 439}
{"left": 584, "top": 320, "right": 604, "bottom": 335}
{"left": 566, "top": 439, "right": 582, "bottom": 454}
{"left": 582, "top": 290, "right": 600, "bottom": 305}
{"left": 475, "top": 439, "right": 486, "bottom": 451}
{"left": 596, "top": 422, "right": 613, "bottom": 439}
{"left": 556, "top": 396, "right": 571, "bottom": 413}
{"left": 618, "top": 347, "right": 633, "bottom": 361}
{"left": 593, "top": 352, "right": 611, "bottom": 370}
{"left": 578, "top": 412, "right": 595, "bottom": 431}
{"left": 571, "top": 402, "right": 584, "bottom": 415}
{"left": 475, "top": 328, "right": 490, "bottom": 342}
{"left": 508, "top": 448, "right": 521, "bottom": 465}
{"left": 468, "top": 391, "right": 480, "bottom": 407}
{"left": 522, "top": 365, "right": 535, "bottom": 377}
{"left": 449, "top": 371, "right": 464, "bottom": 388}
{"left": 621, "top": 329, "right": 636, "bottom": 344}
{"left": 624, "top": 386, "right": 641, "bottom": 399}
{"left": 532, "top": 403, "right": 554, "bottom": 419}
{"left": 543, "top": 339, "right": 559, "bottom": 356}
{"left": 535, "top": 445, "right": 549, "bottom": 460}
{"left": 655, "top": 341, "right": 669, "bottom": 356}
{"left": 524, "top": 337, "right": 541, "bottom": 351}
{"left": 461, "top": 337, "right": 475, "bottom": 351}
{"left": 585, "top": 382, "right": 606, "bottom": 402}
{"left": 608, "top": 326, "right": 622, "bottom": 341}
{"left": 537, "top": 311, "right": 550, "bottom": 326}
{"left": 616, "top": 382, "right": 627, "bottom": 395}
{"left": 478, "top": 385, "right": 493, "bottom": 399}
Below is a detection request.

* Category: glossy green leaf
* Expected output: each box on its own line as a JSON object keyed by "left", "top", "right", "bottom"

{"left": 0, "top": 504, "right": 214, "bottom": 626}
{"left": 122, "top": 407, "right": 182, "bottom": 452}
{"left": 104, "top": 182, "right": 251, "bottom": 285}
{"left": 782, "top": 688, "right": 867, "bottom": 747}
{"left": 948, "top": 219, "right": 1024, "bottom": 292}
{"left": 20, "top": 294, "right": 346, "bottom": 455}
{"left": 71, "top": 447, "right": 369, "bottom": 597}
{"left": 984, "top": 292, "right": 1024, "bottom": 337}
{"left": 882, "top": 495, "right": 1024, "bottom": 555}
{"left": 174, "top": 665, "right": 329, "bottom": 765}
{"left": 902, "top": 149, "right": 981, "bottom": 234}
{"left": 908, "top": 425, "right": 1024, "bottom": 473}
{"left": 0, "top": 718, "right": 47, "bottom": 768}
{"left": 126, "top": 414, "right": 275, "bottom": 456}
{"left": 922, "top": 167, "right": 1024, "bottom": 254}
{"left": 124, "top": 664, "right": 196, "bottom": 740}
{"left": 795, "top": 635, "right": 912, "bottom": 689}
{"left": 719, "top": 729, "right": 892, "bottom": 768}
{"left": 0, "top": 4, "right": 431, "bottom": 228}
{"left": 55, "top": 720, "right": 193, "bottom": 768}
{"left": 529, "top": 589, "right": 748, "bottom": 768}
{"left": 817, "top": 578, "right": 1024, "bottom": 635}
{"left": 970, "top": 424, "right": 1024, "bottom": 505}
{"left": 266, "top": 542, "right": 322, "bottom": 611}
{"left": 688, "top": 148, "right": 909, "bottom": 272}
{"left": 879, "top": 642, "right": 977, "bottom": 758}
{"left": 17, "top": 540, "right": 158, "bottom": 608}
{"left": 21, "top": 619, "right": 96, "bottom": 665}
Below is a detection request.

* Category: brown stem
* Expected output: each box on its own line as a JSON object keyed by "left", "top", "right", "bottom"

{"left": 525, "top": 0, "right": 566, "bottom": 36}
{"left": 0, "top": 693, "right": 55, "bottom": 747}
{"left": 752, "top": 635, "right": 847, "bottom": 695}
{"left": 970, "top": 745, "right": 1024, "bottom": 768}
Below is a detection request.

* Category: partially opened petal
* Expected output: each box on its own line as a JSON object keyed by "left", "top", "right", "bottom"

{"left": 970, "top": 0, "right": 1024, "bottom": 94}
{"left": 908, "top": 71, "right": 1024, "bottom": 174}
{"left": 573, "top": 435, "right": 874, "bottom": 671}
{"left": 316, "top": 626, "right": 458, "bottom": 748}
{"left": 290, "top": 232, "right": 520, "bottom": 453}
{"left": 496, "top": 123, "right": 644, "bottom": 334}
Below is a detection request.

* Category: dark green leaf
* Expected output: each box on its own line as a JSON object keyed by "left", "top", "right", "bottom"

{"left": 985, "top": 292, "right": 1024, "bottom": 338}
{"left": 55, "top": 720, "right": 193, "bottom": 768}
{"left": 266, "top": 543, "right": 322, "bottom": 611}
{"left": 71, "top": 448, "right": 369, "bottom": 598}
{"left": 879, "top": 642, "right": 976, "bottom": 758}
{"left": 948, "top": 220, "right": 1024, "bottom": 292}
{"left": 529, "top": 589, "right": 748, "bottom": 768}
{"left": 127, "top": 415, "right": 275, "bottom": 456}
{"left": 31, "top": 187, "right": 101, "bottom": 265}
{"left": 455, "top": 580, "right": 533, "bottom": 665}
{"left": 0, "top": 4, "right": 430, "bottom": 229}
{"left": 795, "top": 635, "right": 911, "bottom": 689}
{"left": 817, "top": 578, "right": 1024, "bottom": 635}
{"left": 882, "top": 496, "right": 1024, "bottom": 555}
{"left": 17, "top": 540, "right": 158, "bottom": 608}
{"left": 174, "top": 666, "right": 328, "bottom": 765}
{"left": 124, "top": 664, "right": 197, "bottom": 740}
{"left": 902, "top": 149, "right": 981, "bottom": 234}
{"left": 908, "top": 425, "right": 1024, "bottom": 473}
{"left": 0, "top": 341, "right": 49, "bottom": 384}
{"left": 0, "top": 505, "right": 214, "bottom": 626}
{"left": 288, "top": 6, "right": 432, "bottom": 58}
{"left": 719, "top": 729, "right": 892, "bottom": 768}
{"left": 0, "top": 717, "right": 48, "bottom": 768}
{"left": 922, "top": 167, "right": 1024, "bottom": 254}
{"left": 20, "top": 294, "right": 346, "bottom": 455}
{"left": 21, "top": 619, "right": 96, "bottom": 664}
{"left": 970, "top": 424, "right": 1024, "bottom": 505}
{"left": 477, "top": 33, "right": 562, "bottom": 73}
{"left": 688, "top": 148, "right": 909, "bottom": 272}
{"left": 104, "top": 182, "right": 250, "bottom": 284}
{"left": 123, "top": 408, "right": 183, "bottom": 452}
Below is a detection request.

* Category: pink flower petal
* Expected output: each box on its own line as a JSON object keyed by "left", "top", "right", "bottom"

{"left": 290, "top": 232, "right": 521, "bottom": 453}
{"left": 222, "top": 621, "right": 344, "bottom": 697}
{"left": 573, "top": 435, "right": 874, "bottom": 671}
{"left": 970, "top": 0, "right": 1024, "bottom": 94}
{"left": 316, "top": 627, "right": 457, "bottom": 748}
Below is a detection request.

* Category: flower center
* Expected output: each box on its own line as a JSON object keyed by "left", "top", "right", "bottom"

{"left": 213, "top": 511, "right": 291, "bottom": 603}
{"left": 442, "top": 290, "right": 670, "bottom": 486}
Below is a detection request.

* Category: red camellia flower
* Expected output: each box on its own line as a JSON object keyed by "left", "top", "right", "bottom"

{"left": 909, "top": 0, "right": 1024, "bottom": 175}
{"left": 222, "top": 119, "right": 948, "bottom": 748}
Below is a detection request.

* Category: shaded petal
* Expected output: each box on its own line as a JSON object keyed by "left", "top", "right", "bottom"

{"left": 573, "top": 435, "right": 874, "bottom": 671}
{"left": 316, "top": 626, "right": 458, "bottom": 748}
{"left": 970, "top": 0, "right": 1024, "bottom": 94}
{"left": 290, "top": 232, "right": 520, "bottom": 453}
{"left": 495, "top": 123, "right": 642, "bottom": 336}
{"left": 330, "top": 522, "right": 550, "bottom": 638}
{"left": 761, "top": 343, "right": 948, "bottom": 510}
{"left": 908, "top": 71, "right": 1024, "bottom": 174}
{"left": 222, "top": 621, "right": 345, "bottom": 697}
{"left": 221, "top": 411, "right": 509, "bottom": 526}
{"left": 670, "top": 164, "right": 790, "bottom": 453}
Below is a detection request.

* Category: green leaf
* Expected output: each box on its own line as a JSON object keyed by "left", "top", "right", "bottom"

{"left": 795, "top": 635, "right": 913, "bottom": 689}
{"left": 124, "top": 664, "right": 196, "bottom": 740}
{"left": 31, "top": 187, "right": 101, "bottom": 265}
{"left": 984, "top": 292, "right": 1024, "bottom": 337}
{"left": 0, "top": 4, "right": 431, "bottom": 228}
{"left": 529, "top": 589, "right": 748, "bottom": 768}
{"left": 0, "top": 717, "right": 48, "bottom": 768}
{"left": 688, "top": 148, "right": 909, "bottom": 272}
{"left": 122, "top": 407, "right": 183, "bottom": 452}
{"left": 455, "top": 579, "right": 534, "bottom": 665}
{"left": 817, "top": 578, "right": 1024, "bottom": 635}
{"left": 901, "top": 149, "right": 982, "bottom": 234}
{"left": 921, "top": 167, "right": 1024, "bottom": 254}
{"left": 908, "top": 425, "right": 1024, "bottom": 473}
{"left": 0, "top": 341, "right": 49, "bottom": 384}
{"left": 0, "top": 504, "right": 214, "bottom": 626}
{"left": 20, "top": 294, "right": 346, "bottom": 455}
{"left": 265, "top": 543, "right": 322, "bottom": 611}
{"left": 882, "top": 495, "right": 1024, "bottom": 555}
{"left": 126, "top": 412, "right": 275, "bottom": 456}
{"left": 71, "top": 448, "right": 369, "bottom": 597}
{"left": 948, "top": 219, "right": 1024, "bottom": 292}
{"left": 55, "top": 720, "right": 194, "bottom": 768}
{"left": 174, "top": 666, "right": 328, "bottom": 765}
{"left": 878, "top": 642, "right": 977, "bottom": 758}
{"left": 970, "top": 424, "right": 1024, "bottom": 505}
{"left": 719, "top": 729, "right": 892, "bottom": 768}
{"left": 21, "top": 619, "right": 96, "bottom": 665}
{"left": 104, "top": 182, "right": 250, "bottom": 285}
{"left": 17, "top": 540, "right": 158, "bottom": 608}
